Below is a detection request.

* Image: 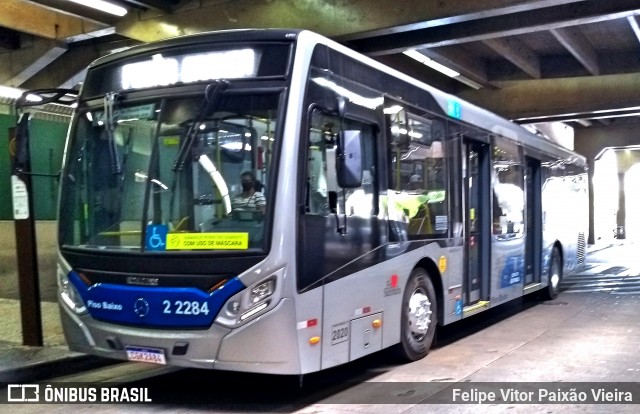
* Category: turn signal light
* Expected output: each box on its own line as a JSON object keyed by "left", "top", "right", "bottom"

{"left": 372, "top": 319, "right": 382, "bottom": 328}
{"left": 309, "top": 336, "right": 320, "bottom": 345}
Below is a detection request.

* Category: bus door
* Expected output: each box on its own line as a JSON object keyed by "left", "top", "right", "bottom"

{"left": 464, "top": 140, "right": 491, "bottom": 305}
{"left": 525, "top": 157, "right": 542, "bottom": 286}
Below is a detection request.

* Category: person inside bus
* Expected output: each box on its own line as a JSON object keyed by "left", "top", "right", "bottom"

{"left": 407, "top": 173, "right": 424, "bottom": 192}
{"left": 232, "top": 171, "right": 266, "bottom": 214}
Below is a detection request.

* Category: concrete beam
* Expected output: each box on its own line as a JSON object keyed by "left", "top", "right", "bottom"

{"left": 115, "top": 0, "right": 590, "bottom": 43}
{"left": 627, "top": 16, "right": 640, "bottom": 46}
{"left": 551, "top": 27, "right": 600, "bottom": 75}
{"left": 58, "top": 69, "right": 87, "bottom": 90}
{"left": 0, "top": 0, "right": 108, "bottom": 40}
{"left": 458, "top": 72, "right": 640, "bottom": 120}
{"left": 483, "top": 36, "right": 541, "bottom": 78}
{"left": 20, "top": 40, "right": 134, "bottom": 90}
{"left": 20, "top": 49, "right": 95, "bottom": 90}
{"left": 0, "top": 37, "right": 62, "bottom": 85}
{"left": 6, "top": 42, "right": 68, "bottom": 87}
{"left": 347, "top": 0, "right": 640, "bottom": 55}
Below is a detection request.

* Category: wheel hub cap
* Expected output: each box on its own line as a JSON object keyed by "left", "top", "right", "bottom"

{"left": 408, "top": 290, "right": 432, "bottom": 338}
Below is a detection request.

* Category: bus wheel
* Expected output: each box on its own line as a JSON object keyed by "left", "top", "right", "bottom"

{"left": 396, "top": 268, "right": 437, "bottom": 361}
{"left": 541, "top": 247, "right": 562, "bottom": 300}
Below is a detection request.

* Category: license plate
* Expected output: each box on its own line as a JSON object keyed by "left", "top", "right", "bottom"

{"left": 125, "top": 346, "right": 166, "bottom": 365}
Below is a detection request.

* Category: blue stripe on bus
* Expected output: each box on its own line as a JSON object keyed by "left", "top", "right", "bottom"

{"left": 69, "top": 271, "right": 245, "bottom": 328}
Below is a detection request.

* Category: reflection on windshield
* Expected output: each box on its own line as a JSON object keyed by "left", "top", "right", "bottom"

{"left": 59, "top": 94, "right": 279, "bottom": 252}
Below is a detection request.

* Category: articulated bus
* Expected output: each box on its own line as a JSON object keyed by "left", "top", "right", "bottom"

{"left": 57, "top": 29, "right": 588, "bottom": 374}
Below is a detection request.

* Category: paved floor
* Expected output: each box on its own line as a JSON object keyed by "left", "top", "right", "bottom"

{"left": 0, "top": 221, "right": 96, "bottom": 382}
{"left": 3, "top": 280, "right": 639, "bottom": 412}
{"left": 0, "top": 227, "right": 636, "bottom": 410}
{"left": 0, "top": 221, "right": 58, "bottom": 302}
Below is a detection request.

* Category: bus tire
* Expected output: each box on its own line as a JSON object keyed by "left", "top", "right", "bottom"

{"left": 541, "top": 247, "right": 562, "bottom": 300}
{"left": 395, "top": 268, "right": 437, "bottom": 361}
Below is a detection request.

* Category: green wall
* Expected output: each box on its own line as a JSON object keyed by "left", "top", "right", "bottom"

{"left": 0, "top": 114, "right": 13, "bottom": 219}
{"left": 1, "top": 113, "right": 70, "bottom": 220}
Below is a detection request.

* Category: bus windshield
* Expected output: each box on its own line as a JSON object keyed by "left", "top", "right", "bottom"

{"left": 59, "top": 92, "right": 280, "bottom": 252}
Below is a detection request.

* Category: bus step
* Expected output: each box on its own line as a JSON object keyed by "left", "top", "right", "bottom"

{"left": 463, "top": 301, "right": 490, "bottom": 316}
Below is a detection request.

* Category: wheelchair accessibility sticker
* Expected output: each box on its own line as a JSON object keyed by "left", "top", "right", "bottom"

{"left": 145, "top": 225, "right": 249, "bottom": 250}
{"left": 145, "top": 224, "right": 167, "bottom": 251}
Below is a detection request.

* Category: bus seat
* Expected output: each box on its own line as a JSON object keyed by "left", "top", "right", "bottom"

{"left": 408, "top": 203, "right": 433, "bottom": 235}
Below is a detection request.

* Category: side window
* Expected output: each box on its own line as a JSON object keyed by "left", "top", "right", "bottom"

{"left": 306, "top": 108, "right": 375, "bottom": 217}
{"left": 387, "top": 105, "right": 448, "bottom": 238}
{"left": 493, "top": 139, "right": 524, "bottom": 239}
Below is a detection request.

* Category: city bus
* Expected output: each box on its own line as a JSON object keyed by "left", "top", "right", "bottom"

{"left": 57, "top": 29, "right": 588, "bottom": 374}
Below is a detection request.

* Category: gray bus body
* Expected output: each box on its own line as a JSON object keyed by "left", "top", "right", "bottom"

{"left": 57, "top": 30, "right": 587, "bottom": 374}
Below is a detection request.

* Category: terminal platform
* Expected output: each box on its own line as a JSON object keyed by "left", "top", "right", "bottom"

{"left": 0, "top": 219, "right": 637, "bottom": 396}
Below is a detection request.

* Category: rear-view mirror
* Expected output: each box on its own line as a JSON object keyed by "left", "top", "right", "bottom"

{"left": 337, "top": 130, "right": 363, "bottom": 188}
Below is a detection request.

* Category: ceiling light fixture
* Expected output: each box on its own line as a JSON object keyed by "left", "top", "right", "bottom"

{"left": 403, "top": 49, "right": 483, "bottom": 89}
{"left": 403, "top": 50, "right": 460, "bottom": 78}
{"left": 67, "top": 0, "right": 128, "bottom": 17}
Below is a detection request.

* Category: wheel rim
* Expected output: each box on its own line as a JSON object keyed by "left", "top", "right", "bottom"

{"left": 408, "top": 288, "right": 432, "bottom": 341}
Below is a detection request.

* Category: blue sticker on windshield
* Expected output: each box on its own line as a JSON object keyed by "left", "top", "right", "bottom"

{"left": 146, "top": 224, "right": 167, "bottom": 251}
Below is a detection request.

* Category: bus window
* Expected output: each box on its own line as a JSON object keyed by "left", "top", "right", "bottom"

{"left": 387, "top": 106, "right": 448, "bottom": 238}
{"left": 306, "top": 108, "right": 375, "bottom": 217}
{"left": 493, "top": 139, "right": 525, "bottom": 239}
{"left": 59, "top": 94, "right": 279, "bottom": 251}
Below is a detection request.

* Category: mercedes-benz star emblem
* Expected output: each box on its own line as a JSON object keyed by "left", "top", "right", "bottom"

{"left": 134, "top": 298, "right": 150, "bottom": 317}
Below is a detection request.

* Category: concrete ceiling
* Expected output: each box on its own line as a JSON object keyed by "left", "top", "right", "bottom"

{"left": 1, "top": 0, "right": 640, "bottom": 129}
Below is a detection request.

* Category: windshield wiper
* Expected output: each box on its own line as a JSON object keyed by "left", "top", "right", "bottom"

{"left": 104, "top": 91, "right": 121, "bottom": 174}
{"left": 172, "top": 80, "right": 229, "bottom": 171}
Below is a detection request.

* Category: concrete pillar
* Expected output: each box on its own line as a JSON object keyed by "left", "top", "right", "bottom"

{"left": 587, "top": 158, "right": 595, "bottom": 244}
{"left": 616, "top": 172, "right": 626, "bottom": 239}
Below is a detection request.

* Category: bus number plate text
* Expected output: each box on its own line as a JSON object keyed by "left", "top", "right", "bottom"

{"left": 331, "top": 322, "right": 349, "bottom": 346}
{"left": 162, "top": 300, "right": 210, "bottom": 316}
{"left": 125, "top": 346, "right": 166, "bottom": 365}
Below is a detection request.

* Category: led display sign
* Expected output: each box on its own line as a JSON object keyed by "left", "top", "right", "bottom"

{"left": 121, "top": 49, "right": 259, "bottom": 90}
{"left": 80, "top": 43, "right": 291, "bottom": 98}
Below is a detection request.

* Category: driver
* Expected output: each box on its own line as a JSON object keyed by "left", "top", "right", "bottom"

{"left": 232, "top": 171, "right": 266, "bottom": 213}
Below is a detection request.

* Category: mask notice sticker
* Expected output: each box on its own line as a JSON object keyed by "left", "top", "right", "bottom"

{"left": 166, "top": 232, "right": 249, "bottom": 250}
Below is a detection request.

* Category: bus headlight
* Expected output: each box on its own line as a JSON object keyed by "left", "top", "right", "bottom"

{"left": 216, "top": 273, "right": 281, "bottom": 327}
{"left": 249, "top": 278, "right": 275, "bottom": 304}
{"left": 57, "top": 266, "right": 87, "bottom": 314}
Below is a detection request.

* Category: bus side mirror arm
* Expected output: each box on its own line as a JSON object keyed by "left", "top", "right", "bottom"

{"left": 328, "top": 191, "right": 347, "bottom": 235}
{"left": 328, "top": 191, "right": 338, "bottom": 214}
{"left": 326, "top": 146, "right": 348, "bottom": 235}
